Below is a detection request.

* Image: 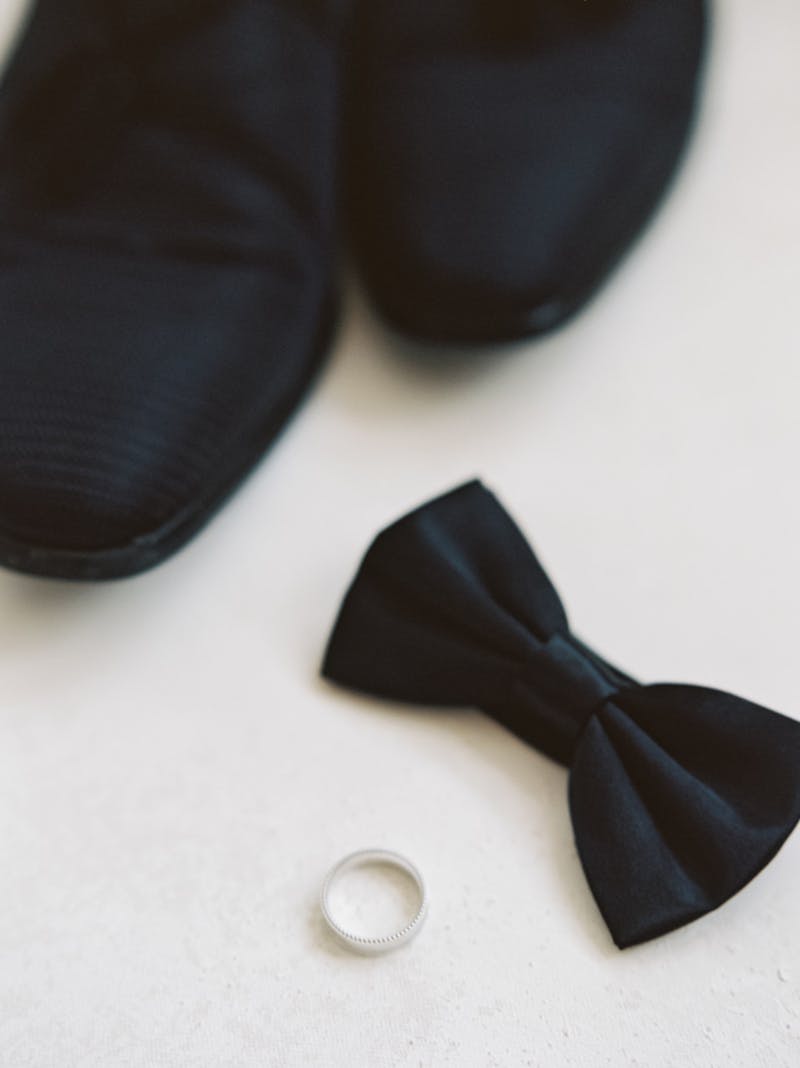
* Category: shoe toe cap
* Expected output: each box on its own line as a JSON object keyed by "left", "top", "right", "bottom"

{"left": 0, "top": 239, "right": 328, "bottom": 576}
{"left": 354, "top": 5, "right": 705, "bottom": 341}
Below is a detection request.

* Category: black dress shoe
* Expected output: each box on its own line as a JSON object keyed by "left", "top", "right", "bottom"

{"left": 0, "top": 0, "right": 344, "bottom": 580}
{"left": 348, "top": 0, "right": 708, "bottom": 343}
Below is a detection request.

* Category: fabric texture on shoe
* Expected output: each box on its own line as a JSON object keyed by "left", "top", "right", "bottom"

{"left": 0, "top": 0, "right": 344, "bottom": 577}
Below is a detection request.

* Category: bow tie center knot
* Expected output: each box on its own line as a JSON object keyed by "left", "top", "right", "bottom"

{"left": 504, "top": 632, "right": 621, "bottom": 765}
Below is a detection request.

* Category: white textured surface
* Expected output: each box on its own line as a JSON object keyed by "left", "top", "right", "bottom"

{"left": 1, "top": 2, "right": 799, "bottom": 1065}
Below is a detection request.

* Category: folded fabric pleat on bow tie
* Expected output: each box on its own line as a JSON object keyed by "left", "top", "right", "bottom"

{"left": 322, "top": 481, "right": 800, "bottom": 948}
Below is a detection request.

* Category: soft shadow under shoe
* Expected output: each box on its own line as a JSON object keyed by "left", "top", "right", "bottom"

{"left": 348, "top": 0, "right": 708, "bottom": 344}
{"left": 0, "top": 0, "right": 344, "bottom": 579}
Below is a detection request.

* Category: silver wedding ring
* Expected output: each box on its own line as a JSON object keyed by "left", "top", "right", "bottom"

{"left": 320, "top": 848, "right": 428, "bottom": 954}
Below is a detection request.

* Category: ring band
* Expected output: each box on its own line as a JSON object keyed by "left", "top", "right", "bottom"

{"left": 320, "top": 848, "right": 428, "bottom": 954}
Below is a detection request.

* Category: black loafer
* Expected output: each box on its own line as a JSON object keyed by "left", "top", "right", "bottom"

{"left": 0, "top": 0, "right": 344, "bottom": 579}
{"left": 348, "top": 0, "right": 708, "bottom": 343}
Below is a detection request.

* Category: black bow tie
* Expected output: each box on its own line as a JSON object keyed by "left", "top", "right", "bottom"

{"left": 322, "top": 480, "right": 800, "bottom": 948}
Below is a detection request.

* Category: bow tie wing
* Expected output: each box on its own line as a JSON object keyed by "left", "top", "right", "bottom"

{"left": 570, "top": 684, "right": 800, "bottom": 948}
{"left": 322, "top": 480, "right": 568, "bottom": 709}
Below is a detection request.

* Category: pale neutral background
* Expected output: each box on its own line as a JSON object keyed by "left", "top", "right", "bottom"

{"left": 0, "top": 2, "right": 798, "bottom": 1066}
